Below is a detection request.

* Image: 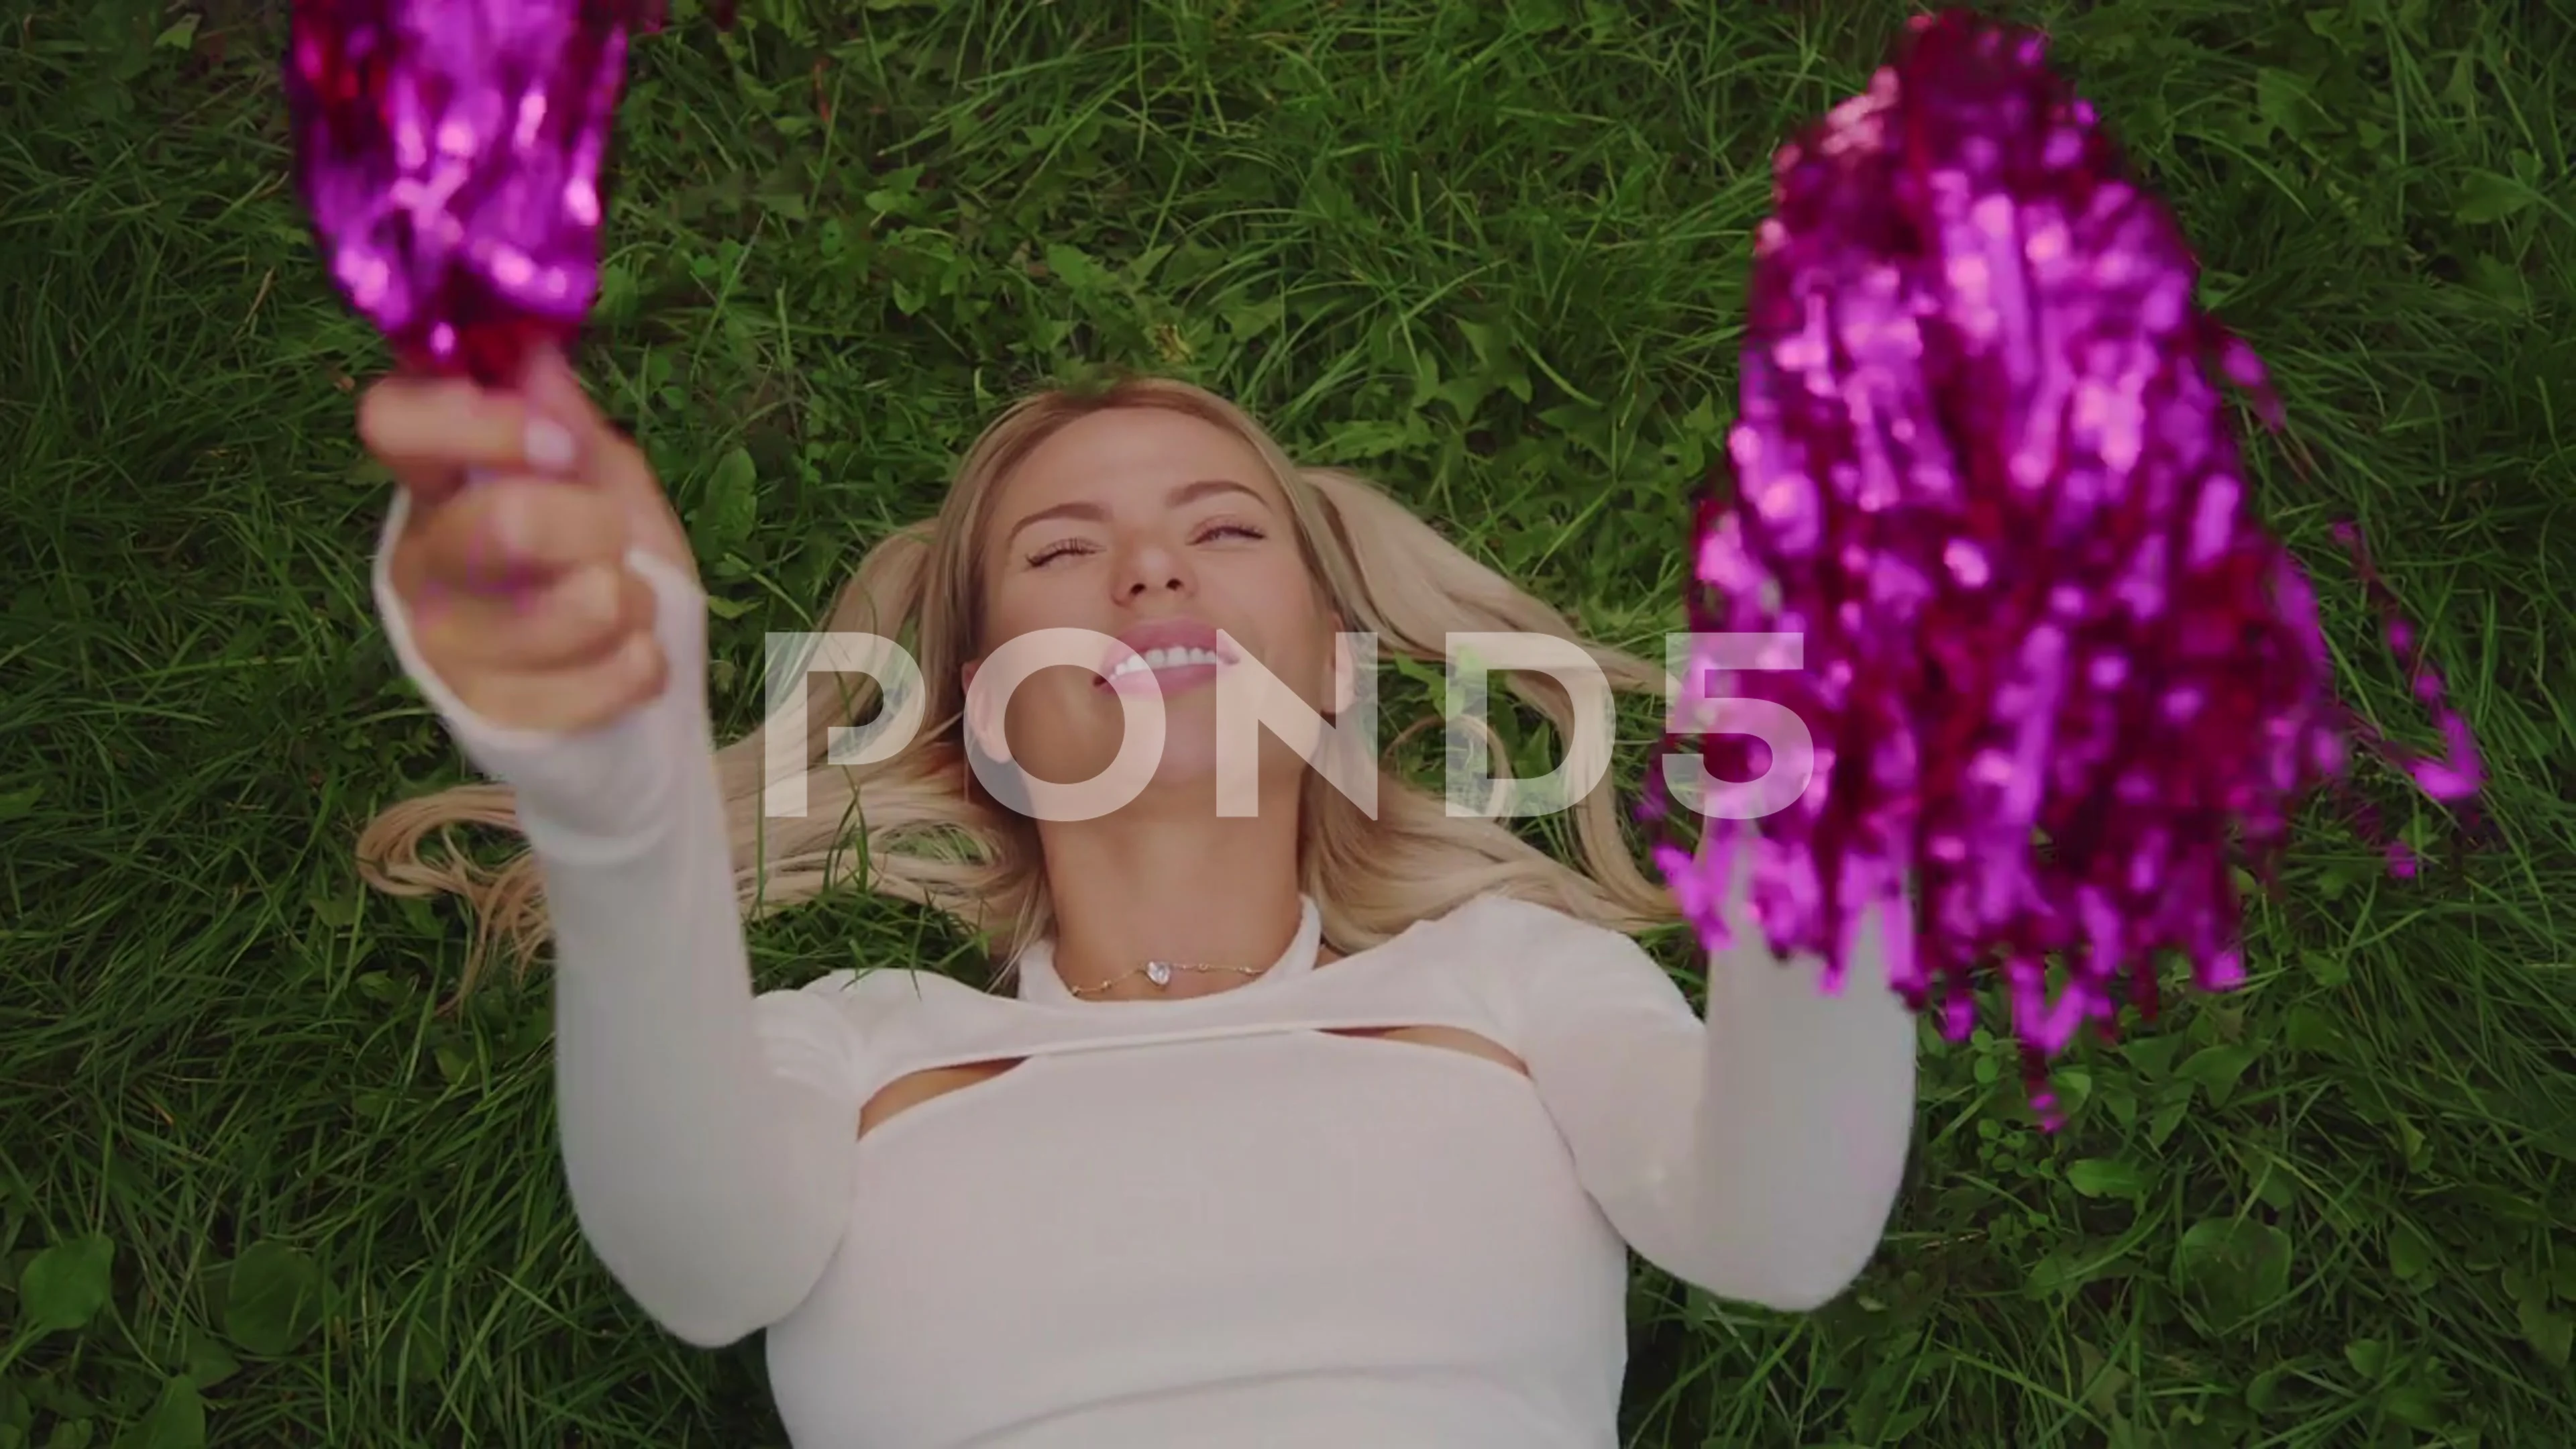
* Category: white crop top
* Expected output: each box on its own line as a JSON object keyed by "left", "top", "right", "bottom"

{"left": 371, "top": 503, "right": 1920, "bottom": 1448}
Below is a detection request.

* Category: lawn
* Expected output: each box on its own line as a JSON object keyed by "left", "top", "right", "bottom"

{"left": 3, "top": 0, "right": 2571, "bottom": 1445}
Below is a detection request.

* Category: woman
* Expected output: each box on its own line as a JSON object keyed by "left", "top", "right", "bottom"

{"left": 355, "top": 349, "right": 1919, "bottom": 1446}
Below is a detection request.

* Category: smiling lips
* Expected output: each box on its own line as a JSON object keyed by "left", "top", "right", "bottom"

{"left": 1099, "top": 619, "right": 1240, "bottom": 694}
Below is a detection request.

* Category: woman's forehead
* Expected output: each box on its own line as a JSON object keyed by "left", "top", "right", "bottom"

{"left": 998, "top": 407, "right": 1281, "bottom": 513}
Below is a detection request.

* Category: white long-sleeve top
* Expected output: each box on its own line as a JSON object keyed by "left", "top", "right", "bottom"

{"left": 372, "top": 504, "right": 1919, "bottom": 1448}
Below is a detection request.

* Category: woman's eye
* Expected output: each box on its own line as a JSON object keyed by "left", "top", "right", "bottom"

{"left": 1026, "top": 541, "right": 1093, "bottom": 568}
{"left": 1026, "top": 525, "right": 1260, "bottom": 566}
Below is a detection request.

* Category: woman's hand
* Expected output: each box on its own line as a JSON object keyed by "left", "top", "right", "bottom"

{"left": 362, "top": 348, "right": 698, "bottom": 733}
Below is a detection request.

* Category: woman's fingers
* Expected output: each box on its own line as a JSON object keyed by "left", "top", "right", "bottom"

{"left": 409, "top": 561, "right": 657, "bottom": 674}
{"left": 359, "top": 374, "right": 582, "bottom": 504}
{"left": 400, "top": 474, "right": 631, "bottom": 595}
{"left": 513, "top": 351, "right": 701, "bottom": 576}
{"left": 447, "top": 627, "right": 672, "bottom": 735}
{"left": 361, "top": 352, "right": 694, "bottom": 733}
{"left": 388, "top": 486, "right": 670, "bottom": 731}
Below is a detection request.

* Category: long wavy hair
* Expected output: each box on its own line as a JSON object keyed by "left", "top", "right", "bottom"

{"left": 356, "top": 377, "right": 1679, "bottom": 994}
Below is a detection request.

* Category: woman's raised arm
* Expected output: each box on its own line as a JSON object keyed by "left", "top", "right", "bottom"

{"left": 1475, "top": 879, "right": 1919, "bottom": 1311}
{"left": 361, "top": 362, "right": 864, "bottom": 1346}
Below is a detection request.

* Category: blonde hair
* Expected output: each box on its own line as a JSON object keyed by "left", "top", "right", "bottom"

{"left": 357, "top": 376, "right": 1678, "bottom": 995}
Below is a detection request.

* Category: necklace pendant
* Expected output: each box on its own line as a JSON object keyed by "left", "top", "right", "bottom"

{"left": 1145, "top": 960, "right": 1173, "bottom": 988}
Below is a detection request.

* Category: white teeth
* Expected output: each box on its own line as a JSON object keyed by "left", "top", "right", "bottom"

{"left": 1110, "top": 646, "right": 1225, "bottom": 678}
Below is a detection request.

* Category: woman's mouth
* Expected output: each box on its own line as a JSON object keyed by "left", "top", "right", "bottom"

{"left": 1103, "top": 644, "right": 1230, "bottom": 696}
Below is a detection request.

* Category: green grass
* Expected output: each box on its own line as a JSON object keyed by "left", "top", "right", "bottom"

{"left": 3, "top": 0, "right": 2571, "bottom": 1444}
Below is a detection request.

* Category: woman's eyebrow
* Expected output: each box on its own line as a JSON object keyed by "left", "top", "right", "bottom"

{"left": 1169, "top": 478, "right": 1266, "bottom": 509}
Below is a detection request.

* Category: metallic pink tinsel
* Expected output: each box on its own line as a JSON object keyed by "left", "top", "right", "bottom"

{"left": 284, "top": 0, "right": 664, "bottom": 384}
{"left": 1650, "top": 9, "right": 2479, "bottom": 1122}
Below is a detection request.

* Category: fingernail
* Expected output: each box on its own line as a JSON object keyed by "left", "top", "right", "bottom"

{"left": 525, "top": 418, "right": 577, "bottom": 472}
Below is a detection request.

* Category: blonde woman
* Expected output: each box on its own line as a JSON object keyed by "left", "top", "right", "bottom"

{"left": 356, "top": 348, "right": 1918, "bottom": 1447}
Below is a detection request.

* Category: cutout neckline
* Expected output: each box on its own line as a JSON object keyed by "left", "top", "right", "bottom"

{"left": 855, "top": 1021, "right": 1532, "bottom": 1148}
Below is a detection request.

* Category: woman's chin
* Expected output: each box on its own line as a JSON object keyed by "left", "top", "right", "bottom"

{"left": 1144, "top": 748, "right": 1308, "bottom": 822}
{"left": 1015, "top": 724, "right": 1309, "bottom": 822}
{"left": 1144, "top": 743, "right": 1224, "bottom": 795}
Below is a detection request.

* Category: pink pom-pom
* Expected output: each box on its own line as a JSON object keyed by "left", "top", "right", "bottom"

{"left": 283, "top": 0, "right": 667, "bottom": 384}
{"left": 1650, "top": 8, "right": 2479, "bottom": 1124}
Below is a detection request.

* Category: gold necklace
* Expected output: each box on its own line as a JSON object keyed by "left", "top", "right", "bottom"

{"left": 1065, "top": 958, "right": 1272, "bottom": 1000}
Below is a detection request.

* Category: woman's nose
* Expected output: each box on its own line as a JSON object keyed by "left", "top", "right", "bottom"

{"left": 1115, "top": 541, "right": 1192, "bottom": 598}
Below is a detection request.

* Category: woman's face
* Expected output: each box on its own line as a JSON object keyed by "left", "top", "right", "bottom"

{"left": 964, "top": 407, "right": 1344, "bottom": 816}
